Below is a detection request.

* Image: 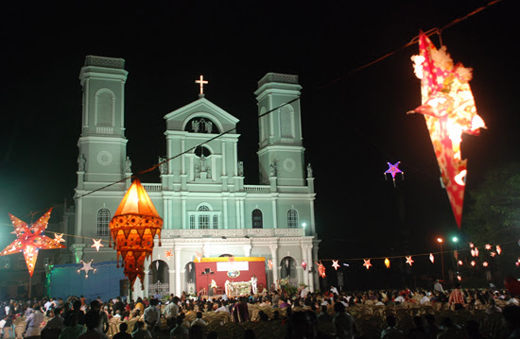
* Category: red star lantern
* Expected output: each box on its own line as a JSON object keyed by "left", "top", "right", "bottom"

{"left": 315, "top": 261, "right": 326, "bottom": 278}
{"left": 363, "top": 259, "right": 372, "bottom": 270}
{"left": 0, "top": 208, "right": 65, "bottom": 277}
{"left": 164, "top": 250, "right": 174, "bottom": 259}
{"left": 410, "top": 31, "right": 485, "bottom": 228}
{"left": 406, "top": 256, "right": 414, "bottom": 266}
{"left": 109, "top": 179, "right": 163, "bottom": 289}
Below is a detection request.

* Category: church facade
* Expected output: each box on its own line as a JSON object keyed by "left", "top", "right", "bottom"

{"left": 71, "top": 55, "right": 319, "bottom": 297}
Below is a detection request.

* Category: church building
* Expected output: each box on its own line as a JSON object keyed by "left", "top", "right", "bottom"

{"left": 71, "top": 55, "right": 319, "bottom": 297}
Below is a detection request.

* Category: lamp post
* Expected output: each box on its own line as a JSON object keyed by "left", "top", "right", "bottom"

{"left": 437, "top": 238, "right": 445, "bottom": 282}
{"left": 452, "top": 236, "right": 460, "bottom": 282}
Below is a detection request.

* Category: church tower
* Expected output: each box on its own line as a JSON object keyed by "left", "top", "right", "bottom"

{"left": 72, "top": 56, "right": 129, "bottom": 263}
{"left": 77, "top": 56, "right": 129, "bottom": 191}
{"left": 255, "top": 73, "right": 305, "bottom": 186}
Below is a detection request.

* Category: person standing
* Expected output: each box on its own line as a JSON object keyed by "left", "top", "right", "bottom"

{"left": 143, "top": 299, "right": 161, "bottom": 335}
{"left": 448, "top": 283, "right": 466, "bottom": 311}
{"left": 25, "top": 303, "right": 44, "bottom": 339}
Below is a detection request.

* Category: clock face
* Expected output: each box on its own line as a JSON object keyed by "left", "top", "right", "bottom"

{"left": 283, "top": 158, "right": 296, "bottom": 172}
{"left": 97, "top": 151, "right": 113, "bottom": 166}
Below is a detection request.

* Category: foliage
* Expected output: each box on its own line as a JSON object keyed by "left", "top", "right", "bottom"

{"left": 464, "top": 162, "right": 520, "bottom": 246}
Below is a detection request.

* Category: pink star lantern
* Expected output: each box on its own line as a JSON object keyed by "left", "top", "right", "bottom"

{"left": 195, "top": 251, "right": 203, "bottom": 262}
{"left": 496, "top": 245, "right": 502, "bottom": 255}
{"left": 485, "top": 244, "right": 492, "bottom": 250}
{"left": 332, "top": 260, "right": 340, "bottom": 270}
{"left": 268, "top": 260, "right": 273, "bottom": 270}
{"left": 429, "top": 253, "right": 435, "bottom": 263}
{"left": 301, "top": 260, "right": 307, "bottom": 270}
{"left": 406, "top": 256, "right": 414, "bottom": 266}
{"left": 363, "top": 259, "right": 372, "bottom": 270}
{"left": 0, "top": 208, "right": 66, "bottom": 277}
{"left": 91, "top": 239, "right": 104, "bottom": 251}
{"left": 384, "top": 162, "right": 404, "bottom": 187}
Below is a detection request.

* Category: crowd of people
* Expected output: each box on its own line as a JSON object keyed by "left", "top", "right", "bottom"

{"left": 0, "top": 281, "right": 519, "bottom": 339}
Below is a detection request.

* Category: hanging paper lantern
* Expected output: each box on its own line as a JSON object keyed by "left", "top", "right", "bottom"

{"left": 458, "top": 260, "right": 463, "bottom": 266}
{"left": 91, "top": 239, "right": 104, "bottom": 251}
{"left": 332, "top": 260, "right": 340, "bottom": 270}
{"left": 363, "top": 259, "right": 372, "bottom": 270}
{"left": 406, "top": 256, "right": 414, "bottom": 266}
{"left": 315, "top": 261, "right": 326, "bottom": 278}
{"left": 483, "top": 261, "right": 489, "bottom": 267}
{"left": 109, "top": 179, "right": 163, "bottom": 289}
{"left": 454, "top": 251, "right": 458, "bottom": 260}
{"left": 301, "top": 260, "right": 307, "bottom": 270}
{"left": 384, "top": 162, "right": 404, "bottom": 187}
{"left": 384, "top": 258, "right": 390, "bottom": 268}
{"left": 496, "top": 245, "right": 502, "bottom": 255}
{"left": 268, "top": 260, "right": 273, "bottom": 270}
{"left": 485, "top": 244, "right": 492, "bottom": 250}
{"left": 490, "top": 252, "right": 497, "bottom": 257}
{"left": 54, "top": 233, "right": 66, "bottom": 243}
{"left": 410, "top": 31, "right": 485, "bottom": 228}
{"left": 195, "top": 251, "right": 203, "bottom": 263}
{"left": 164, "top": 250, "right": 174, "bottom": 259}
{"left": 78, "top": 259, "right": 96, "bottom": 278}
{"left": 429, "top": 253, "right": 435, "bottom": 263}
{"left": 0, "top": 208, "right": 66, "bottom": 277}
{"left": 469, "top": 242, "right": 474, "bottom": 248}
{"left": 471, "top": 261, "right": 476, "bottom": 267}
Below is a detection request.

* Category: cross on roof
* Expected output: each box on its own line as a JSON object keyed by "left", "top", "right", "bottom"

{"left": 195, "top": 75, "right": 208, "bottom": 95}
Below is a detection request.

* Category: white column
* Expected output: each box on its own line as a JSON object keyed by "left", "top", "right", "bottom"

{"left": 271, "top": 200, "right": 277, "bottom": 228}
{"left": 175, "top": 247, "right": 182, "bottom": 297}
{"left": 168, "top": 269, "right": 175, "bottom": 296}
{"left": 223, "top": 198, "right": 228, "bottom": 229}
{"left": 301, "top": 243, "right": 309, "bottom": 287}
{"left": 269, "top": 244, "right": 279, "bottom": 287}
{"left": 221, "top": 141, "right": 226, "bottom": 175}
{"left": 143, "top": 270, "right": 150, "bottom": 297}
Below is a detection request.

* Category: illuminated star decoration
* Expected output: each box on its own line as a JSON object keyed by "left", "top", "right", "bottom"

{"left": 164, "top": 250, "right": 174, "bottom": 259}
{"left": 0, "top": 208, "right": 66, "bottom": 277}
{"left": 332, "top": 260, "right": 340, "bottom": 270}
{"left": 268, "top": 260, "right": 273, "bottom": 270}
{"left": 410, "top": 31, "right": 486, "bottom": 228}
{"left": 78, "top": 259, "right": 97, "bottom": 278}
{"left": 91, "top": 239, "right": 104, "bottom": 251}
{"left": 429, "top": 253, "right": 435, "bottom": 263}
{"left": 53, "top": 233, "right": 66, "bottom": 243}
{"left": 195, "top": 251, "right": 203, "bottom": 263}
{"left": 384, "top": 162, "right": 404, "bottom": 187}
{"left": 482, "top": 261, "right": 489, "bottom": 267}
{"left": 315, "top": 261, "right": 326, "bottom": 278}
{"left": 363, "top": 259, "right": 372, "bottom": 270}
{"left": 485, "top": 244, "right": 492, "bottom": 250}
{"left": 496, "top": 245, "right": 502, "bottom": 255}
{"left": 406, "top": 256, "right": 414, "bottom": 266}
{"left": 301, "top": 260, "right": 307, "bottom": 270}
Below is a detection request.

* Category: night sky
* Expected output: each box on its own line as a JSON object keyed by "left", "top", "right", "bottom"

{"left": 0, "top": 1, "right": 518, "bottom": 285}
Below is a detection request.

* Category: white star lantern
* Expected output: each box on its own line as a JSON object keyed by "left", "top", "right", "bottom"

{"left": 78, "top": 259, "right": 97, "bottom": 278}
{"left": 91, "top": 239, "right": 104, "bottom": 251}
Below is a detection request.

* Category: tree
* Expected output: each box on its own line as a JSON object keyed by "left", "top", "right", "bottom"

{"left": 464, "top": 162, "right": 520, "bottom": 246}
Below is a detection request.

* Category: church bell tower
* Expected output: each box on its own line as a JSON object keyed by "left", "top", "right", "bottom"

{"left": 255, "top": 73, "right": 305, "bottom": 186}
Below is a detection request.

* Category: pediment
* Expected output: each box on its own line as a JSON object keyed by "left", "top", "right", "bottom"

{"left": 164, "top": 97, "right": 239, "bottom": 133}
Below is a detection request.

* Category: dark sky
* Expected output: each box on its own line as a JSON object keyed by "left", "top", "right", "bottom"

{"left": 0, "top": 1, "right": 518, "bottom": 274}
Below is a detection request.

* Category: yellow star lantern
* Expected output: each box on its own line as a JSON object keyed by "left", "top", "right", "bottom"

{"left": 0, "top": 208, "right": 66, "bottom": 277}
{"left": 109, "top": 179, "right": 163, "bottom": 289}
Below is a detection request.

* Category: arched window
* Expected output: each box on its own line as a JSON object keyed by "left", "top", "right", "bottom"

{"left": 189, "top": 203, "right": 220, "bottom": 229}
{"left": 252, "top": 209, "right": 263, "bottom": 229}
{"left": 97, "top": 208, "right": 111, "bottom": 237}
{"left": 95, "top": 89, "right": 115, "bottom": 127}
{"left": 287, "top": 209, "right": 298, "bottom": 229}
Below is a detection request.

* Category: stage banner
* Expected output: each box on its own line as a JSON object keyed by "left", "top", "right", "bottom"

{"left": 195, "top": 257, "right": 266, "bottom": 296}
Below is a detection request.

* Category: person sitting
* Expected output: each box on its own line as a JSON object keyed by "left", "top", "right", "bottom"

{"left": 131, "top": 321, "right": 151, "bottom": 339}
{"left": 58, "top": 313, "right": 86, "bottom": 339}
{"left": 113, "top": 323, "right": 132, "bottom": 339}
{"left": 78, "top": 310, "right": 109, "bottom": 339}
{"left": 169, "top": 316, "right": 189, "bottom": 339}
{"left": 190, "top": 312, "right": 207, "bottom": 328}
{"left": 381, "top": 315, "right": 403, "bottom": 338}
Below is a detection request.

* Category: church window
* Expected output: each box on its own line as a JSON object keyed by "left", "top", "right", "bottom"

{"left": 252, "top": 209, "right": 263, "bottom": 229}
{"left": 188, "top": 203, "right": 220, "bottom": 230}
{"left": 280, "top": 105, "right": 295, "bottom": 138}
{"left": 95, "top": 89, "right": 115, "bottom": 127}
{"left": 186, "top": 117, "right": 219, "bottom": 134}
{"left": 97, "top": 208, "right": 111, "bottom": 237}
{"left": 287, "top": 209, "right": 298, "bottom": 228}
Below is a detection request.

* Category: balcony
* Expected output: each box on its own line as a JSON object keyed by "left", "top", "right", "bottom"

{"left": 161, "top": 228, "right": 306, "bottom": 238}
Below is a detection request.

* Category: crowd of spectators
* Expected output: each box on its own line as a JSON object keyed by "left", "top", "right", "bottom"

{"left": 0, "top": 281, "right": 519, "bottom": 339}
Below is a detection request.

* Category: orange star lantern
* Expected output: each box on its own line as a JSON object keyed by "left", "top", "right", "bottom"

{"left": 0, "top": 208, "right": 65, "bottom": 277}
{"left": 109, "top": 179, "right": 163, "bottom": 289}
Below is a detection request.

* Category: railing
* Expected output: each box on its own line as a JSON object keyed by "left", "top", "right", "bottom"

{"left": 244, "top": 185, "right": 271, "bottom": 193}
{"left": 161, "top": 228, "right": 306, "bottom": 238}
{"left": 142, "top": 183, "right": 163, "bottom": 192}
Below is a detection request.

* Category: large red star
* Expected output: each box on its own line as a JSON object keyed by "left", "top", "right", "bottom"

{"left": 0, "top": 208, "right": 66, "bottom": 277}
